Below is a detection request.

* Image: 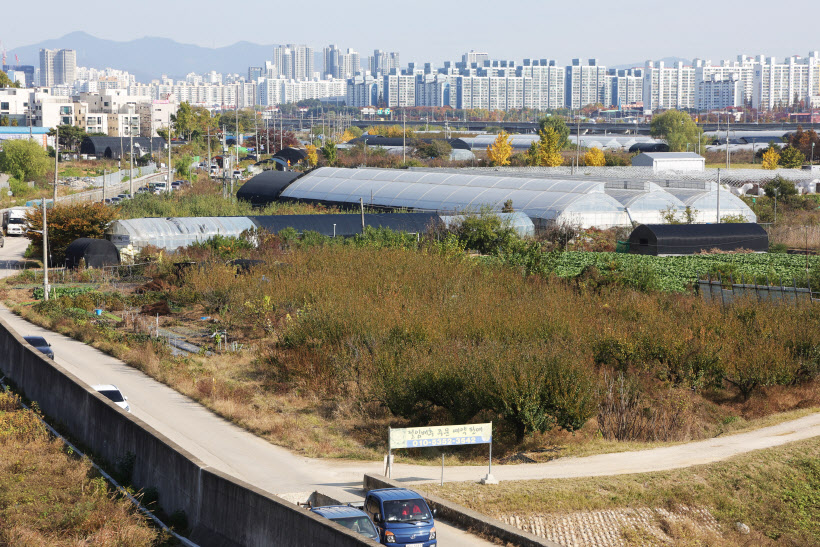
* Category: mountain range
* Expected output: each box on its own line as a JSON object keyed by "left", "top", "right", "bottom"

{"left": 7, "top": 32, "right": 691, "bottom": 83}
{"left": 7, "top": 31, "right": 276, "bottom": 82}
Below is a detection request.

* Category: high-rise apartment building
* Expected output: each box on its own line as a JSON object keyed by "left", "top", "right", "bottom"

{"left": 273, "top": 44, "right": 314, "bottom": 80}
{"left": 565, "top": 59, "right": 608, "bottom": 109}
{"left": 368, "top": 50, "right": 401, "bottom": 77}
{"left": 752, "top": 52, "right": 820, "bottom": 110}
{"left": 519, "top": 59, "right": 566, "bottom": 110}
{"left": 39, "top": 48, "right": 76, "bottom": 86}
{"left": 383, "top": 73, "right": 415, "bottom": 107}
{"left": 642, "top": 60, "right": 696, "bottom": 111}
{"left": 609, "top": 68, "right": 643, "bottom": 107}
{"left": 697, "top": 74, "right": 742, "bottom": 111}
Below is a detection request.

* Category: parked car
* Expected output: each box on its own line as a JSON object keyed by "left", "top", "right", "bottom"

{"left": 104, "top": 198, "right": 113, "bottom": 204}
{"left": 171, "top": 181, "right": 182, "bottom": 190}
{"left": 109, "top": 197, "right": 122, "bottom": 205}
{"left": 364, "top": 488, "right": 437, "bottom": 546}
{"left": 117, "top": 193, "right": 132, "bottom": 200}
{"left": 232, "top": 169, "right": 242, "bottom": 178}
{"left": 92, "top": 384, "right": 130, "bottom": 412}
{"left": 23, "top": 336, "right": 54, "bottom": 359}
{"left": 310, "top": 505, "right": 379, "bottom": 541}
{"left": 136, "top": 186, "right": 148, "bottom": 194}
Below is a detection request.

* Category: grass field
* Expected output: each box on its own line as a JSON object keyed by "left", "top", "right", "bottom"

{"left": 425, "top": 436, "right": 820, "bottom": 546}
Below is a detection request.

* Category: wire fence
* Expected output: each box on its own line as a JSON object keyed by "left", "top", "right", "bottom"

{"left": 463, "top": 165, "right": 820, "bottom": 187}
{"left": 699, "top": 273, "right": 818, "bottom": 306}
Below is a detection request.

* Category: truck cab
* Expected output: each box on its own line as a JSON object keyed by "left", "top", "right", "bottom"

{"left": 364, "top": 488, "right": 437, "bottom": 546}
{"left": 3, "top": 207, "right": 29, "bottom": 236}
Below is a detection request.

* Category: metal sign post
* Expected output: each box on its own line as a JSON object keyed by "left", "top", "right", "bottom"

{"left": 387, "top": 422, "right": 495, "bottom": 484}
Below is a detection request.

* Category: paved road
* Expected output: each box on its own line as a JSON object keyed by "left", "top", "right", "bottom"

{"left": 3, "top": 237, "right": 820, "bottom": 544}
{"left": 0, "top": 237, "right": 492, "bottom": 546}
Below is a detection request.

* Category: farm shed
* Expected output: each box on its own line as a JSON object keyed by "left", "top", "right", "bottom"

{"left": 631, "top": 152, "right": 705, "bottom": 172}
{"left": 64, "top": 238, "right": 121, "bottom": 269}
{"left": 627, "top": 223, "right": 768, "bottom": 256}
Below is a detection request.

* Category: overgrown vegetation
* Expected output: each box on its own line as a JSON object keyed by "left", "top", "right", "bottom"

{"left": 8, "top": 224, "right": 818, "bottom": 458}
{"left": 0, "top": 389, "right": 166, "bottom": 544}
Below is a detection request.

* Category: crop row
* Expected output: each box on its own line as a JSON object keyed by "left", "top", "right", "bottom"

{"left": 540, "top": 252, "right": 820, "bottom": 292}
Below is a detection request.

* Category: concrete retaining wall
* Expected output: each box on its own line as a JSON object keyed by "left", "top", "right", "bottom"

{"left": 0, "top": 315, "right": 377, "bottom": 547}
{"left": 363, "top": 474, "right": 562, "bottom": 547}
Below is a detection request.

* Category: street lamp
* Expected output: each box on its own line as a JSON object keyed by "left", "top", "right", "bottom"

{"left": 812, "top": 142, "right": 815, "bottom": 165}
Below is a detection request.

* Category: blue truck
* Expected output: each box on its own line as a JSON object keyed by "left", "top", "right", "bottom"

{"left": 364, "top": 488, "right": 437, "bottom": 546}
{"left": 310, "top": 504, "right": 380, "bottom": 541}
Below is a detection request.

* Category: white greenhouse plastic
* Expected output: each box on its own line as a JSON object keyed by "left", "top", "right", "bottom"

{"left": 281, "top": 167, "right": 755, "bottom": 229}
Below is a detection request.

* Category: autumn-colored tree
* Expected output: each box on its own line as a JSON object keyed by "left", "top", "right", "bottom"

{"left": 486, "top": 131, "right": 513, "bottom": 166}
{"left": 584, "top": 147, "right": 605, "bottom": 166}
{"left": 25, "top": 202, "right": 119, "bottom": 265}
{"left": 526, "top": 128, "right": 563, "bottom": 167}
{"left": 762, "top": 147, "right": 781, "bottom": 170}
{"left": 787, "top": 125, "right": 820, "bottom": 158}
{"left": 340, "top": 129, "right": 357, "bottom": 143}
{"left": 306, "top": 144, "right": 318, "bottom": 167}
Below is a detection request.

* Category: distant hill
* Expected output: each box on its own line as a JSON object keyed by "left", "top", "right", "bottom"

{"left": 611, "top": 56, "right": 690, "bottom": 70}
{"left": 7, "top": 31, "right": 276, "bottom": 83}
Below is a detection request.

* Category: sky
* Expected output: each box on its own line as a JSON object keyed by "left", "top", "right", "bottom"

{"left": 3, "top": 0, "right": 818, "bottom": 66}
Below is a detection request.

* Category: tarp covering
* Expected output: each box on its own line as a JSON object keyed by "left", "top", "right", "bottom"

{"left": 627, "top": 223, "right": 768, "bottom": 256}
{"left": 249, "top": 213, "right": 441, "bottom": 237}
{"left": 236, "top": 171, "right": 302, "bottom": 206}
{"left": 273, "top": 147, "right": 307, "bottom": 165}
{"left": 64, "top": 238, "right": 121, "bottom": 269}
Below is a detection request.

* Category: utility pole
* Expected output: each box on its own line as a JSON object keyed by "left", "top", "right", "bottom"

{"left": 44, "top": 126, "right": 57, "bottom": 302}
{"left": 207, "top": 124, "right": 212, "bottom": 176}
{"left": 235, "top": 84, "right": 240, "bottom": 170}
{"left": 725, "top": 113, "right": 730, "bottom": 169}
{"left": 716, "top": 168, "right": 721, "bottom": 223}
{"left": 102, "top": 169, "right": 106, "bottom": 203}
{"left": 402, "top": 110, "right": 406, "bottom": 164}
{"left": 167, "top": 112, "right": 172, "bottom": 194}
{"left": 129, "top": 106, "right": 134, "bottom": 196}
{"left": 360, "top": 198, "right": 365, "bottom": 233}
{"left": 575, "top": 115, "right": 581, "bottom": 169}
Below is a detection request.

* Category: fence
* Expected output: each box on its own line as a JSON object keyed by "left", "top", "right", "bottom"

{"left": 698, "top": 274, "right": 818, "bottom": 305}
{"left": 465, "top": 165, "right": 820, "bottom": 187}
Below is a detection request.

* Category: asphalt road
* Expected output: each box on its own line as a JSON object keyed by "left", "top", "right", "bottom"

{"left": 0, "top": 236, "right": 493, "bottom": 546}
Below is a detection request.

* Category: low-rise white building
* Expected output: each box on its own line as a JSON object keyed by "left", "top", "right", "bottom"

{"left": 632, "top": 152, "right": 705, "bottom": 172}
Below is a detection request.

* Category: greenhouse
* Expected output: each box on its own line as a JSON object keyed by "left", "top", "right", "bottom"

{"left": 627, "top": 223, "right": 769, "bottom": 256}
{"left": 278, "top": 167, "right": 753, "bottom": 229}
{"left": 105, "top": 212, "right": 535, "bottom": 251}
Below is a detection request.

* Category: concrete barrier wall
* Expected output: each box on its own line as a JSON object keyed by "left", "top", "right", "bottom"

{"left": 364, "top": 474, "right": 562, "bottom": 547}
{"left": 0, "top": 316, "right": 378, "bottom": 547}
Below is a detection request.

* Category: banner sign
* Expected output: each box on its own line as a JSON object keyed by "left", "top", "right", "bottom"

{"left": 389, "top": 423, "right": 492, "bottom": 450}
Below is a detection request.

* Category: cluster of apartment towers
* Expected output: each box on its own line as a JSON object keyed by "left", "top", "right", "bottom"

{"left": 2, "top": 46, "right": 820, "bottom": 117}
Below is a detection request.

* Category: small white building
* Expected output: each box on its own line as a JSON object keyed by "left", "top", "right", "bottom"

{"left": 631, "top": 152, "right": 705, "bottom": 173}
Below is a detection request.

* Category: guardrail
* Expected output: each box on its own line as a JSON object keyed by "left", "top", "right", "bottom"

{"left": 363, "top": 473, "right": 562, "bottom": 547}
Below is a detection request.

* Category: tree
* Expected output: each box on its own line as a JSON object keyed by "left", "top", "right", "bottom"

{"left": 538, "top": 116, "right": 570, "bottom": 150}
{"left": 0, "top": 70, "right": 21, "bottom": 88}
{"left": 0, "top": 139, "right": 50, "bottom": 182}
{"left": 584, "top": 147, "right": 605, "bottom": 167}
{"left": 526, "top": 128, "right": 563, "bottom": 167}
{"left": 49, "top": 125, "right": 87, "bottom": 153}
{"left": 649, "top": 110, "right": 703, "bottom": 152}
{"left": 762, "top": 147, "right": 781, "bottom": 170}
{"left": 305, "top": 144, "right": 318, "bottom": 167}
{"left": 25, "top": 202, "right": 118, "bottom": 264}
{"left": 788, "top": 125, "right": 820, "bottom": 158}
{"left": 779, "top": 146, "right": 805, "bottom": 168}
{"left": 320, "top": 139, "right": 337, "bottom": 166}
{"left": 486, "top": 131, "right": 513, "bottom": 166}
{"left": 764, "top": 176, "right": 797, "bottom": 198}
{"left": 171, "top": 102, "right": 194, "bottom": 140}
{"left": 415, "top": 139, "right": 452, "bottom": 160}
